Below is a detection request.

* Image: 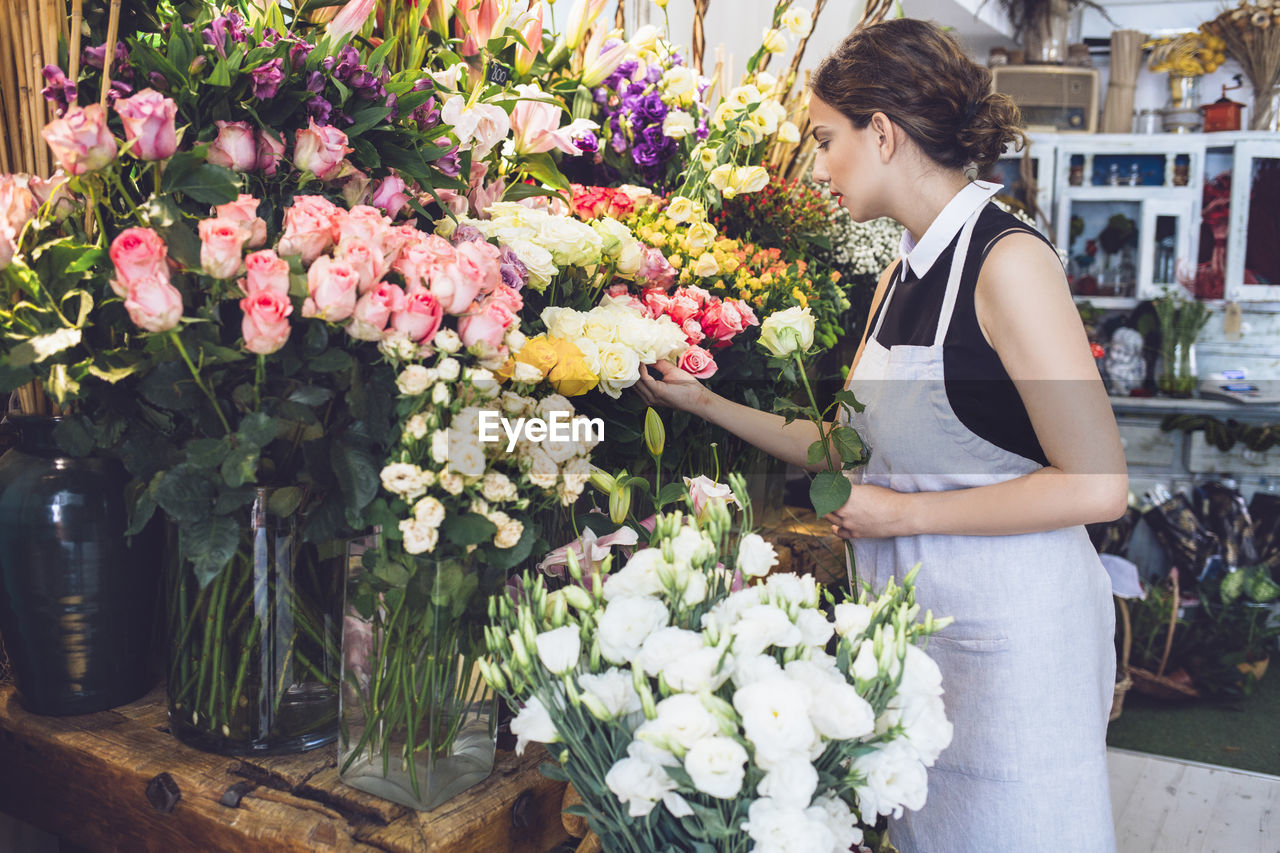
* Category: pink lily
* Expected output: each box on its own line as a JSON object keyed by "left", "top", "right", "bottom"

{"left": 510, "top": 84, "right": 598, "bottom": 155}
{"left": 327, "top": 0, "right": 376, "bottom": 40}
{"left": 513, "top": 7, "right": 544, "bottom": 77}
{"left": 536, "top": 526, "right": 640, "bottom": 578}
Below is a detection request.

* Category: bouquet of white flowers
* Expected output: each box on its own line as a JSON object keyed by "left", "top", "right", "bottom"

{"left": 480, "top": 476, "right": 952, "bottom": 852}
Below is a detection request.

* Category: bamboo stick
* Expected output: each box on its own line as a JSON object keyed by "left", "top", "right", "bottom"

{"left": 691, "top": 0, "right": 710, "bottom": 75}
{"left": 4, "top": 0, "right": 32, "bottom": 174}
{"left": 614, "top": 0, "right": 625, "bottom": 32}
{"left": 0, "top": 6, "right": 23, "bottom": 172}
{"left": 783, "top": 0, "right": 828, "bottom": 107}
{"left": 99, "top": 0, "right": 122, "bottom": 110}
{"left": 69, "top": 0, "right": 83, "bottom": 90}
{"left": 21, "top": 0, "right": 50, "bottom": 176}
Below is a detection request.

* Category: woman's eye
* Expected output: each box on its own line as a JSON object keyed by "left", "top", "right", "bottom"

{"left": 817, "top": 140, "right": 829, "bottom": 150}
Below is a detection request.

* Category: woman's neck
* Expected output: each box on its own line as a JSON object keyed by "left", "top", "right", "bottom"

{"left": 890, "top": 170, "right": 973, "bottom": 243}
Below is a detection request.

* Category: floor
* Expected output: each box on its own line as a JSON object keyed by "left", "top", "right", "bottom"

{"left": 1109, "top": 748, "right": 1280, "bottom": 853}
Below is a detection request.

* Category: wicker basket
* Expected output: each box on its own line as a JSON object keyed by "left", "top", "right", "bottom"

{"left": 1124, "top": 569, "right": 1201, "bottom": 701}
{"left": 1110, "top": 597, "right": 1133, "bottom": 722}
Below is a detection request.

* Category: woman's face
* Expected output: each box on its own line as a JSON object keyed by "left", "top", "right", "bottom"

{"left": 809, "top": 95, "right": 886, "bottom": 223}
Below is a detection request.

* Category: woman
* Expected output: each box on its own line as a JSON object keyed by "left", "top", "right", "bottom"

{"left": 636, "top": 18, "right": 1127, "bottom": 852}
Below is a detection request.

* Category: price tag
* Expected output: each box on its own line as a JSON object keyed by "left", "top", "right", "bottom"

{"left": 486, "top": 62, "right": 510, "bottom": 86}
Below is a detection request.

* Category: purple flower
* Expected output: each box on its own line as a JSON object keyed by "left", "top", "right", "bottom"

{"left": 83, "top": 42, "right": 130, "bottom": 75}
{"left": 451, "top": 224, "right": 487, "bottom": 245}
{"left": 306, "top": 95, "right": 333, "bottom": 124}
{"left": 289, "top": 41, "right": 314, "bottom": 70}
{"left": 106, "top": 79, "right": 133, "bottom": 106}
{"left": 305, "top": 71, "right": 325, "bottom": 94}
{"left": 412, "top": 79, "right": 433, "bottom": 92}
{"left": 249, "top": 58, "right": 285, "bottom": 100}
{"left": 148, "top": 71, "right": 169, "bottom": 91}
{"left": 324, "top": 45, "right": 361, "bottom": 80}
{"left": 412, "top": 96, "right": 440, "bottom": 130}
{"left": 499, "top": 247, "right": 528, "bottom": 290}
{"left": 610, "top": 132, "right": 628, "bottom": 154}
{"left": 385, "top": 92, "right": 398, "bottom": 120}
{"left": 262, "top": 28, "right": 281, "bottom": 46}
{"left": 202, "top": 12, "right": 246, "bottom": 58}
{"left": 573, "top": 131, "right": 599, "bottom": 154}
{"left": 41, "top": 65, "right": 77, "bottom": 117}
{"left": 436, "top": 146, "right": 462, "bottom": 178}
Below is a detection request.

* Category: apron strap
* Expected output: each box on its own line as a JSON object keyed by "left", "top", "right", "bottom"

{"left": 868, "top": 261, "right": 904, "bottom": 342}
{"left": 932, "top": 202, "right": 986, "bottom": 348}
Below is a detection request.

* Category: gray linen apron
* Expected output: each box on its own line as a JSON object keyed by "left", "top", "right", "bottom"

{"left": 845, "top": 203, "right": 1117, "bottom": 852}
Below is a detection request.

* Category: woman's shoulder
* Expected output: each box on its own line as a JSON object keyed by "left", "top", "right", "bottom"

{"left": 974, "top": 204, "right": 1051, "bottom": 257}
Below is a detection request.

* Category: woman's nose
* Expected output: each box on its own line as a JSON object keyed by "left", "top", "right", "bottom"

{"left": 812, "top": 158, "right": 829, "bottom": 183}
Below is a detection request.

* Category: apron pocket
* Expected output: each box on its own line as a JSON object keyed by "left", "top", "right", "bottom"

{"left": 926, "top": 634, "right": 1021, "bottom": 782}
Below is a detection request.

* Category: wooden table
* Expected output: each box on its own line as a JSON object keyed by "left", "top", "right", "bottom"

{"left": 0, "top": 684, "right": 570, "bottom": 853}
{"left": 758, "top": 506, "right": 849, "bottom": 588}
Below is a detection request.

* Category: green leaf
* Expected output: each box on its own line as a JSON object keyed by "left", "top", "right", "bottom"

{"left": 125, "top": 487, "right": 157, "bottom": 538}
{"left": 187, "top": 438, "right": 230, "bottom": 469}
{"left": 519, "top": 152, "right": 571, "bottom": 193}
{"left": 181, "top": 515, "right": 242, "bottom": 588}
{"left": 65, "top": 249, "right": 106, "bottom": 275}
{"left": 833, "top": 390, "right": 865, "bottom": 413}
{"left": 287, "top": 385, "right": 333, "bottom": 406}
{"left": 308, "top": 349, "right": 354, "bottom": 373}
{"left": 175, "top": 164, "right": 241, "bottom": 206}
{"left": 238, "top": 411, "right": 279, "bottom": 448}
{"left": 807, "top": 439, "right": 828, "bottom": 467}
{"left": 52, "top": 417, "right": 94, "bottom": 457}
{"left": 810, "top": 470, "right": 852, "bottom": 519}
{"left": 220, "top": 443, "right": 260, "bottom": 488}
{"left": 154, "top": 465, "right": 215, "bottom": 522}
{"left": 830, "top": 426, "right": 866, "bottom": 465}
{"left": 332, "top": 441, "right": 379, "bottom": 514}
{"left": 267, "top": 486, "right": 305, "bottom": 518}
{"left": 655, "top": 481, "right": 687, "bottom": 509}
{"left": 482, "top": 521, "right": 536, "bottom": 570}
{"left": 538, "top": 762, "right": 569, "bottom": 782}
{"left": 443, "top": 512, "right": 498, "bottom": 547}
{"left": 501, "top": 182, "right": 558, "bottom": 202}
{"left": 373, "top": 556, "right": 412, "bottom": 587}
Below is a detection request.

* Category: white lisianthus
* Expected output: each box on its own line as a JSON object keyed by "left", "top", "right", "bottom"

{"left": 664, "top": 196, "right": 699, "bottom": 224}
{"left": 810, "top": 792, "right": 864, "bottom": 850}
{"left": 662, "top": 109, "right": 696, "bottom": 139}
{"left": 436, "top": 356, "right": 461, "bottom": 381}
{"left": 729, "top": 84, "right": 763, "bottom": 107}
{"left": 898, "top": 643, "right": 945, "bottom": 700}
{"left": 380, "top": 463, "right": 430, "bottom": 499}
{"left": 733, "top": 165, "right": 770, "bottom": 194}
{"left": 662, "top": 644, "right": 732, "bottom": 693}
{"left": 832, "top": 602, "right": 872, "bottom": 638}
{"left": 755, "top": 70, "right": 779, "bottom": 92}
{"left": 683, "top": 221, "right": 717, "bottom": 254}
{"left": 742, "top": 797, "right": 837, "bottom": 853}
{"left": 510, "top": 694, "right": 559, "bottom": 755}
{"left": 635, "top": 626, "right": 705, "bottom": 678}
{"left": 398, "top": 518, "right": 440, "bottom": 555}
{"left": 731, "top": 652, "right": 784, "bottom": 687}
{"left": 684, "top": 736, "right": 748, "bottom": 799}
{"left": 883, "top": 693, "right": 953, "bottom": 765}
{"left": 737, "top": 533, "right": 779, "bottom": 578}
{"left": 778, "top": 119, "right": 801, "bottom": 143}
{"left": 764, "top": 572, "right": 820, "bottom": 609}
{"left": 604, "top": 549, "right": 668, "bottom": 600}
{"left": 597, "top": 595, "right": 670, "bottom": 664}
{"left": 762, "top": 27, "right": 787, "bottom": 53}
{"left": 697, "top": 145, "right": 719, "bottom": 169}
{"left": 412, "top": 496, "right": 446, "bottom": 528}
{"left": 661, "top": 66, "right": 696, "bottom": 99}
{"left": 852, "top": 638, "right": 880, "bottom": 682}
{"left": 851, "top": 739, "right": 929, "bottom": 822}
{"left": 605, "top": 753, "right": 676, "bottom": 818}
{"left": 731, "top": 604, "right": 802, "bottom": 657}
{"left": 641, "top": 693, "right": 720, "bottom": 753}
{"left": 808, "top": 679, "right": 875, "bottom": 740}
{"left": 396, "top": 365, "right": 433, "bottom": 395}
{"left": 795, "top": 608, "right": 834, "bottom": 647}
{"left": 578, "top": 668, "right": 643, "bottom": 720}
{"left": 433, "top": 328, "right": 462, "bottom": 353}
{"left": 759, "top": 305, "right": 816, "bottom": 357}
{"left": 732, "top": 677, "right": 816, "bottom": 765}
{"left": 708, "top": 164, "right": 734, "bottom": 192}
{"left": 782, "top": 5, "right": 813, "bottom": 37}
{"left": 534, "top": 626, "right": 581, "bottom": 675}
{"left": 736, "top": 121, "right": 765, "bottom": 147}
{"left": 756, "top": 754, "right": 819, "bottom": 808}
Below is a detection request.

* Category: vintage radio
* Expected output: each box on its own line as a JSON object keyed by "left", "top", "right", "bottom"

{"left": 991, "top": 66, "right": 1100, "bottom": 133}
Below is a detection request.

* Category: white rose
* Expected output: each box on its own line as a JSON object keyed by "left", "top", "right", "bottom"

{"left": 431, "top": 328, "right": 461, "bottom": 353}
{"left": 561, "top": 456, "right": 592, "bottom": 492}
{"left": 832, "top": 602, "right": 872, "bottom": 639}
{"left": 439, "top": 469, "right": 464, "bottom": 494}
{"left": 617, "top": 240, "right": 643, "bottom": 275}
{"left": 380, "top": 463, "right": 429, "bottom": 500}
{"left": 662, "top": 109, "right": 696, "bottom": 139}
{"left": 526, "top": 446, "right": 559, "bottom": 489}
{"left": 578, "top": 668, "right": 643, "bottom": 720}
{"left": 431, "top": 382, "right": 451, "bottom": 406}
{"left": 448, "top": 440, "right": 487, "bottom": 478}
{"left": 736, "top": 533, "right": 778, "bottom": 578}
{"left": 430, "top": 429, "right": 450, "bottom": 464}
{"left": 396, "top": 365, "right": 433, "bottom": 396}
{"left": 684, "top": 736, "right": 747, "bottom": 799}
{"left": 759, "top": 305, "right": 816, "bottom": 357}
{"left": 635, "top": 626, "right": 705, "bottom": 678}
{"left": 500, "top": 390, "right": 533, "bottom": 417}
{"left": 464, "top": 366, "right": 499, "bottom": 397}
{"left": 398, "top": 518, "right": 440, "bottom": 554}
{"left": 851, "top": 739, "right": 929, "bottom": 823}
{"left": 540, "top": 216, "right": 603, "bottom": 267}
{"left": 597, "top": 595, "right": 670, "bottom": 664}
{"left": 412, "top": 496, "right": 446, "bottom": 528}
{"left": 508, "top": 238, "right": 557, "bottom": 290}
{"left": 437, "top": 356, "right": 461, "bottom": 381}
{"left": 756, "top": 754, "right": 818, "bottom": 809}
{"left": 511, "top": 694, "right": 559, "bottom": 755}
{"left": 595, "top": 342, "right": 642, "bottom": 398}
{"left": 534, "top": 626, "right": 581, "bottom": 675}
{"left": 690, "top": 252, "right": 719, "bottom": 278}
{"left": 539, "top": 307, "right": 585, "bottom": 340}
{"left": 782, "top": 5, "right": 813, "bottom": 36}
{"left": 481, "top": 471, "right": 517, "bottom": 502}
{"left": 732, "top": 677, "right": 816, "bottom": 766}
{"left": 494, "top": 517, "right": 524, "bottom": 548}
{"left": 403, "top": 413, "right": 430, "bottom": 440}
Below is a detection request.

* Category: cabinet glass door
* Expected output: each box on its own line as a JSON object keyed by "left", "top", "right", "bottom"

{"left": 1226, "top": 142, "right": 1280, "bottom": 301}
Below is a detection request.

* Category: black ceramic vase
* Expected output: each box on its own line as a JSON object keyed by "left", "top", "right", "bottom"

{"left": 0, "top": 415, "right": 158, "bottom": 714}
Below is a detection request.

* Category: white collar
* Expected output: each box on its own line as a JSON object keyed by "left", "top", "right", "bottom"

{"left": 899, "top": 180, "right": 1003, "bottom": 279}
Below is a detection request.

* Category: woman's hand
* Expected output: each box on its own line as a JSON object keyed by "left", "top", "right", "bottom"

{"left": 824, "top": 483, "right": 915, "bottom": 540}
{"left": 634, "top": 359, "right": 714, "bottom": 414}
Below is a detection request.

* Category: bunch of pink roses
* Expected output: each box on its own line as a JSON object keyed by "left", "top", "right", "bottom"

{"left": 603, "top": 282, "right": 758, "bottom": 379}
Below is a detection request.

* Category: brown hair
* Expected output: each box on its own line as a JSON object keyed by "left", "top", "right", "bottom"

{"left": 811, "top": 18, "right": 1025, "bottom": 170}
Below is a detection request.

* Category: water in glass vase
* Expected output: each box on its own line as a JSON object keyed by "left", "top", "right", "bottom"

{"left": 166, "top": 487, "right": 343, "bottom": 755}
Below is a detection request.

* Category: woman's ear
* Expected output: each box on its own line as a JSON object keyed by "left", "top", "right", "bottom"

{"left": 868, "top": 111, "right": 898, "bottom": 163}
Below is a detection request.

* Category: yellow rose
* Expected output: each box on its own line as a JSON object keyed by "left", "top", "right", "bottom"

{"left": 669, "top": 254, "right": 683, "bottom": 269}
{"left": 692, "top": 253, "right": 720, "bottom": 277}
{"left": 514, "top": 335, "right": 559, "bottom": 378}
{"left": 549, "top": 355, "right": 599, "bottom": 396}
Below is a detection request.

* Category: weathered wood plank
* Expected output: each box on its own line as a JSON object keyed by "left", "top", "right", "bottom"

{"left": 0, "top": 685, "right": 569, "bottom": 853}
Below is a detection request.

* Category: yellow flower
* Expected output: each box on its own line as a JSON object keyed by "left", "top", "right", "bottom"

{"left": 692, "top": 253, "right": 720, "bottom": 277}
{"left": 669, "top": 254, "right": 683, "bottom": 268}
{"left": 514, "top": 335, "right": 558, "bottom": 378}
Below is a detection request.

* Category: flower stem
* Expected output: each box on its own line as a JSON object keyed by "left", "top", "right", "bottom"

{"left": 169, "top": 330, "right": 232, "bottom": 435}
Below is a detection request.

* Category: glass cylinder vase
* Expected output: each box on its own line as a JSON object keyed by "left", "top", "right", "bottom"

{"left": 1158, "top": 342, "right": 1198, "bottom": 398}
{"left": 339, "top": 550, "right": 496, "bottom": 810}
{"left": 1023, "top": 0, "right": 1071, "bottom": 64}
{"left": 166, "top": 487, "right": 343, "bottom": 755}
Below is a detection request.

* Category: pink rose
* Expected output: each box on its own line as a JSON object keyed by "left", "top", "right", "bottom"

{"left": 335, "top": 205, "right": 391, "bottom": 248}
{"left": 666, "top": 292, "right": 700, "bottom": 325}
{"left": 0, "top": 176, "right": 37, "bottom": 236}
{"left": 278, "top": 195, "right": 340, "bottom": 263}
{"left": 124, "top": 274, "right": 184, "bottom": 333}
{"left": 382, "top": 224, "right": 421, "bottom": 266}
{"left": 699, "top": 299, "right": 748, "bottom": 342}
{"left": 637, "top": 246, "right": 676, "bottom": 290}
{"left": 198, "top": 217, "right": 251, "bottom": 279}
{"left": 293, "top": 119, "right": 352, "bottom": 180}
{"left": 346, "top": 281, "right": 407, "bottom": 341}
{"left": 207, "top": 120, "right": 258, "bottom": 171}
{"left": 302, "top": 256, "right": 360, "bottom": 322}
{"left": 727, "top": 298, "right": 759, "bottom": 328}
{"left": 369, "top": 174, "right": 409, "bottom": 218}
{"left": 678, "top": 345, "right": 717, "bottom": 379}
{"left": 214, "top": 194, "right": 267, "bottom": 248}
{"left": 341, "top": 170, "right": 371, "bottom": 208}
{"left": 29, "top": 172, "right": 74, "bottom": 221}
{"left": 336, "top": 237, "right": 389, "bottom": 294}
{"left": 453, "top": 239, "right": 502, "bottom": 296}
{"left": 109, "top": 227, "right": 169, "bottom": 296}
{"left": 241, "top": 249, "right": 290, "bottom": 296}
{"left": 255, "top": 129, "right": 286, "bottom": 176}
{"left": 393, "top": 233, "right": 454, "bottom": 291}
{"left": 679, "top": 285, "right": 710, "bottom": 307}
{"left": 682, "top": 317, "right": 705, "bottom": 346}
{"left": 487, "top": 283, "right": 524, "bottom": 314}
{"left": 42, "top": 104, "right": 117, "bottom": 175}
{"left": 240, "top": 289, "right": 293, "bottom": 354}
{"left": 391, "top": 288, "right": 444, "bottom": 342}
{"left": 113, "top": 88, "right": 178, "bottom": 161}
{"left": 0, "top": 229, "right": 14, "bottom": 270}
{"left": 458, "top": 300, "right": 516, "bottom": 349}
{"left": 434, "top": 188, "right": 470, "bottom": 217}
{"left": 640, "top": 286, "right": 673, "bottom": 319}
{"left": 430, "top": 259, "right": 483, "bottom": 315}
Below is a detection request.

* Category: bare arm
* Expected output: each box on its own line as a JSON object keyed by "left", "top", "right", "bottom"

{"left": 827, "top": 233, "right": 1128, "bottom": 539}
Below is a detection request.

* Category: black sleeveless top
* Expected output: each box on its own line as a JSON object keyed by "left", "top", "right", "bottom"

{"left": 866, "top": 204, "right": 1050, "bottom": 467}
